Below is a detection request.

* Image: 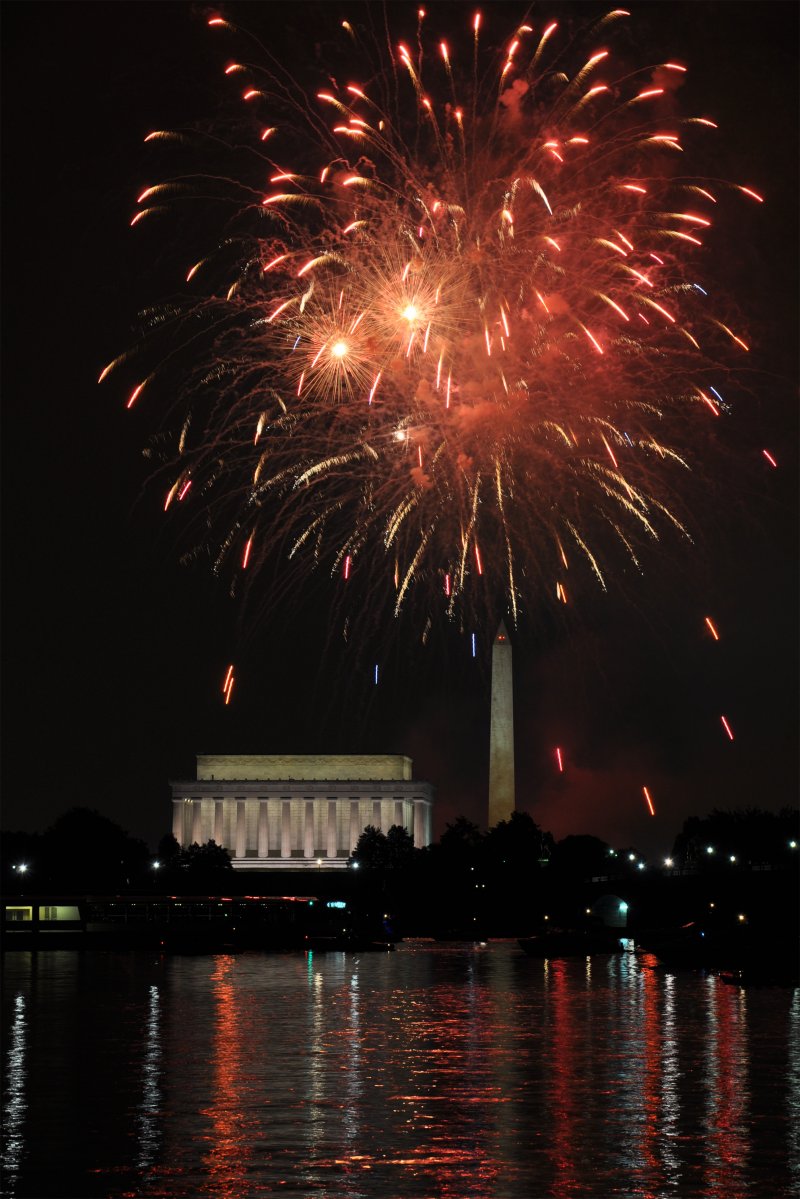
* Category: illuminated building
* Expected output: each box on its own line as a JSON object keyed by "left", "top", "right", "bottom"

{"left": 170, "top": 754, "right": 434, "bottom": 870}
{"left": 488, "top": 622, "right": 515, "bottom": 828}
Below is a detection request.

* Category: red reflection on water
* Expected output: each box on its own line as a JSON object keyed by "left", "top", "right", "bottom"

{"left": 549, "top": 960, "right": 579, "bottom": 1196}
{"left": 705, "top": 980, "right": 750, "bottom": 1195}
{"left": 371, "top": 979, "right": 504, "bottom": 1196}
{"left": 200, "top": 957, "right": 252, "bottom": 1198}
{"left": 636, "top": 955, "right": 662, "bottom": 1197}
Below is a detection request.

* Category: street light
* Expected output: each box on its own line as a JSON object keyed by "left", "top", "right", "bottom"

{"left": 664, "top": 857, "right": 674, "bottom": 867}
{"left": 14, "top": 864, "right": 28, "bottom": 874}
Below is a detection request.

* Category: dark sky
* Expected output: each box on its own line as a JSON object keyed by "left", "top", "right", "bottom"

{"left": 2, "top": 2, "right": 797, "bottom": 858}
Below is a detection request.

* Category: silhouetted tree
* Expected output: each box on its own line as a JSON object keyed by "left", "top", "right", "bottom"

{"left": 350, "top": 825, "right": 418, "bottom": 871}
{"left": 484, "top": 811, "right": 552, "bottom": 871}
{"left": 174, "top": 839, "right": 234, "bottom": 890}
{"left": 349, "top": 825, "right": 388, "bottom": 870}
{"left": 156, "top": 832, "right": 181, "bottom": 866}
{"left": 386, "top": 825, "right": 416, "bottom": 869}
{"left": 550, "top": 834, "right": 610, "bottom": 880}
{"left": 41, "top": 808, "right": 149, "bottom": 891}
{"left": 437, "top": 817, "right": 484, "bottom": 868}
{"left": 673, "top": 808, "right": 800, "bottom": 869}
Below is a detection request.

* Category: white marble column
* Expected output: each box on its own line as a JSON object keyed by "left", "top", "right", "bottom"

{"left": 235, "top": 801, "right": 246, "bottom": 859}
{"left": 172, "top": 802, "right": 185, "bottom": 846}
{"left": 214, "top": 801, "right": 224, "bottom": 845}
{"left": 327, "top": 801, "right": 337, "bottom": 858}
{"left": 413, "top": 799, "right": 425, "bottom": 849}
{"left": 304, "top": 802, "right": 314, "bottom": 858}
{"left": 394, "top": 800, "right": 404, "bottom": 829}
{"left": 372, "top": 799, "right": 382, "bottom": 829}
{"left": 281, "top": 801, "right": 291, "bottom": 858}
{"left": 257, "top": 801, "right": 269, "bottom": 858}
{"left": 349, "top": 801, "right": 360, "bottom": 853}
{"left": 191, "top": 801, "right": 202, "bottom": 845}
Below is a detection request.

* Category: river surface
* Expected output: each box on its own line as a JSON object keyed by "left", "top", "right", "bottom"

{"left": 2, "top": 942, "right": 798, "bottom": 1198}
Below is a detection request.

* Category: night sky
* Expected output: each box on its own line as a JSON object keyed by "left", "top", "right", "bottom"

{"left": 2, "top": 2, "right": 797, "bottom": 858}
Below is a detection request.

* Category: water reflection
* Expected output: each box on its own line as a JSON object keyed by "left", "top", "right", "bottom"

{"left": 200, "top": 956, "right": 251, "bottom": 1198}
{"left": 2, "top": 992, "right": 27, "bottom": 1194}
{"left": 660, "top": 972, "right": 681, "bottom": 1187}
{"left": 789, "top": 991, "right": 800, "bottom": 1189}
{"left": 704, "top": 977, "right": 750, "bottom": 1195}
{"left": 136, "top": 984, "right": 162, "bottom": 1169}
{"left": 2, "top": 944, "right": 798, "bottom": 1199}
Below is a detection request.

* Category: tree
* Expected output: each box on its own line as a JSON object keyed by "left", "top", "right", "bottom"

{"left": 42, "top": 807, "right": 149, "bottom": 892}
{"left": 174, "top": 839, "right": 234, "bottom": 890}
{"left": 156, "top": 831, "right": 181, "bottom": 866}
{"left": 437, "top": 817, "right": 484, "bottom": 868}
{"left": 349, "top": 826, "right": 389, "bottom": 870}
{"left": 550, "top": 834, "right": 610, "bottom": 880}
{"left": 484, "top": 811, "right": 552, "bottom": 871}
{"left": 386, "top": 825, "right": 416, "bottom": 869}
{"left": 673, "top": 808, "right": 800, "bottom": 869}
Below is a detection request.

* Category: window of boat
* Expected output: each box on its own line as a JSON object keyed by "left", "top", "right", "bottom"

{"left": 39, "top": 905, "right": 80, "bottom": 922}
{"left": 5, "top": 906, "right": 32, "bottom": 922}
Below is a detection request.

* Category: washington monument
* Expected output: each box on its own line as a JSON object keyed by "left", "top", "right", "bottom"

{"left": 488, "top": 621, "right": 515, "bottom": 828}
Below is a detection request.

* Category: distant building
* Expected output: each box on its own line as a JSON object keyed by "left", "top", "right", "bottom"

{"left": 171, "top": 754, "right": 434, "bottom": 870}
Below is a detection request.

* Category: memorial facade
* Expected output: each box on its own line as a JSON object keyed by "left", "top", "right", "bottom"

{"left": 171, "top": 754, "right": 434, "bottom": 870}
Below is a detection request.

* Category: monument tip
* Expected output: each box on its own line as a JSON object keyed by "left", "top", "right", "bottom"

{"left": 494, "top": 620, "right": 510, "bottom": 644}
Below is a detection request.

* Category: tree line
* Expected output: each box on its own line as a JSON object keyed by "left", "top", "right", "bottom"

{"left": 1, "top": 804, "right": 797, "bottom": 903}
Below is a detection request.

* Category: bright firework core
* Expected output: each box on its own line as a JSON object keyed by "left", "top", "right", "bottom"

{"left": 113, "top": 7, "right": 762, "bottom": 643}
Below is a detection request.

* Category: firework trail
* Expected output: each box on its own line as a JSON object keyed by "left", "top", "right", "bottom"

{"left": 103, "top": 5, "right": 762, "bottom": 657}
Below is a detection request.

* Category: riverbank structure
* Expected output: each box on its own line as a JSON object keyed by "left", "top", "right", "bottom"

{"left": 171, "top": 755, "right": 434, "bottom": 870}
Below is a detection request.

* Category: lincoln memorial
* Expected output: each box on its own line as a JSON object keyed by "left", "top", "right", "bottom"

{"left": 171, "top": 754, "right": 434, "bottom": 870}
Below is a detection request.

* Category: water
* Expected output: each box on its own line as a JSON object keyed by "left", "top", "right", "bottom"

{"left": 2, "top": 943, "right": 798, "bottom": 1198}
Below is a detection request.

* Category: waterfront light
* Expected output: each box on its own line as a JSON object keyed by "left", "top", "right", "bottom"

{"left": 706, "top": 846, "right": 715, "bottom": 854}
{"left": 152, "top": 860, "right": 161, "bottom": 870}
{"left": 637, "top": 862, "right": 645, "bottom": 871}
{"left": 790, "top": 840, "right": 798, "bottom": 850}
{"left": 618, "top": 902, "right": 629, "bottom": 914}
{"left": 738, "top": 914, "right": 746, "bottom": 922}
{"left": 664, "top": 857, "right": 674, "bottom": 867}
{"left": 14, "top": 864, "right": 28, "bottom": 874}
{"left": 628, "top": 853, "right": 636, "bottom": 862}
{"left": 729, "top": 855, "right": 737, "bottom": 863}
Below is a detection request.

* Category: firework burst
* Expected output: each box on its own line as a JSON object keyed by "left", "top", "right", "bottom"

{"left": 104, "top": 5, "right": 762, "bottom": 658}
